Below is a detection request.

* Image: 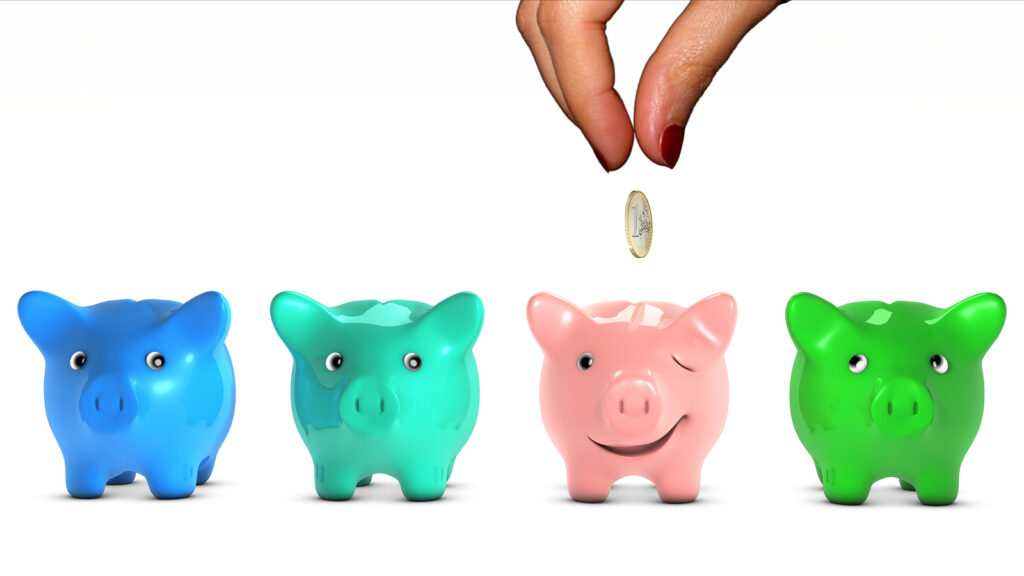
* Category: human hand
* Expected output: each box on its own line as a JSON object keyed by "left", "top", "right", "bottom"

{"left": 517, "top": 0, "right": 780, "bottom": 171}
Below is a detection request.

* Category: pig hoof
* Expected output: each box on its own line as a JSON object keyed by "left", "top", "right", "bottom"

{"left": 148, "top": 477, "right": 197, "bottom": 499}
{"left": 918, "top": 495, "right": 956, "bottom": 506}
{"left": 66, "top": 466, "right": 108, "bottom": 498}
{"left": 399, "top": 480, "right": 447, "bottom": 502}
{"left": 316, "top": 482, "right": 357, "bottom": 501}
{"left": 899, "top": 479, "right": 915, "bottom": 491}
{"left": 150, "top": 486, "right": 196, "bottom": 499}
{"left": 196, "top": 456, "right": 217, "bottom": 485}
{"left": 657, "top": 485, "right": 699, "bottom": 504}
{"left": 357, "top": 475, "right": 373, "bottom": 487}
{"left": 67, "top": 486, "right": 105, "bottom": 499}
{"left": 911, "top": 474, "right": 958, "bottom": 505}
{"left": 916, "top": 487, "right": 958, "bottom": 506}
{"left": 569, "top": 493, "right": 609, "bottom": 504}
{"left": 823, "top": 490, "right": 870, "bottom": 505}
{"left": 402, "top": 490, "right": 445, "bottom": 502}
{"left": 568, "top": 484, "right": 611, "bottom": 503}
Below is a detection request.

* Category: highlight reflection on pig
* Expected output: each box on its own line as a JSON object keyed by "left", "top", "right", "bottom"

{"left": 527, "top": 293, "right": 736, "bottom": 503}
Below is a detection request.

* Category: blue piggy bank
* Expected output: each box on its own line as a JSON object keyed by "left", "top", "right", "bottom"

{"left": 18, "top": 291, "right": 235, "bottom": 499}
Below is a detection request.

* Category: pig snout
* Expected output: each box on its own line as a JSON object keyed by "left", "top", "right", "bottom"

{"left": 603, "top": 377, "right": 663, "bottom": 437}
{"left": 78, "top": 375, "right": 139, "bottom": 432}
{"left": 339, "top": 376, "right": 400, "bottom": 435}
{"left": 870, "top": 378, "right": 935, "bottom": 438}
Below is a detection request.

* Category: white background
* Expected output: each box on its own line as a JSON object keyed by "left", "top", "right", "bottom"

{"left": 1, "top": 1, "right": 1021, "bottom": 574}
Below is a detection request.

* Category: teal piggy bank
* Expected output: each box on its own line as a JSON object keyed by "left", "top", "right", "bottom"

{"left": 787, "top": 292, "right": 1006, "bottom": 505}
{"left": 271, "top": 291, "right": 483, "bottom": 501}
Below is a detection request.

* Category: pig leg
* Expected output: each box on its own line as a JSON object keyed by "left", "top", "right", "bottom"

{"left": 107, "top": 471, "right": 136, "bottom": 485}
{"left": 145, "top": 463, "right": 199, "bottom": 499}
{"left": 912, "top": 467, "right": 960, "bottom": 506}
{"left": 654, "top": 465, "right": 702, "bottom": 504}
{"left": 397, "top": 464, "right": 449, "bottom": 501}
{"left": 196, "top": 455, "right": 217, "bottom": 485}
{"left": 357, "top": 475, "right": 373, "bottom": 487}
{"left": 313, "top": 462, "right": 358, "bottom": 501}
{"left": 819, "top": 464, "right": 872, "bottom": 505}
{"left": 565, "top": 466, "right": 612, "bottom": 503}
{"left": 65, "top": 460, "right": 108, "bottom": 499}
{"left": 447, "top": 456, "right": 456, "bottom": 481}
{"left": 899, "top": 479, "right": 915, "bottom": 491}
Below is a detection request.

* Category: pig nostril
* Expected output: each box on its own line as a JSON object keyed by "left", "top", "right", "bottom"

{"left": 913, "top": 401, "right": 918, "bottom": 416}
{"left": 887, "top": 401, "right": 893, "bottom": 416}
{"left": 119, "top": 398, "right": 124, "bottom": 412}
{"left": 355, "top": 398, "right": 361, "bottom": 413}
{"left": 644, "top": 400, "right": 649, "bottom": 414}
{"left": 94, "top": 397, "right": 99, "bottom": 412}
{"left": 379, "top": 398, "right": 385, "bottom": 413}
{"left": 618, "top": 400, "right": 624, "bottom": 415}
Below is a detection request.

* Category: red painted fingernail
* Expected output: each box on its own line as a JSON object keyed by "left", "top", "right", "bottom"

{"left": 592, "top": 146, "right": 610, "bottom": 172}
{"left": 659, "top": 124, "right": 684, "bottom": 169}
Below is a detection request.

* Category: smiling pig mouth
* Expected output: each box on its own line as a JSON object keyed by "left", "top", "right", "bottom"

{"left": 588, "top": 416, "right": 687, "bottom": 457}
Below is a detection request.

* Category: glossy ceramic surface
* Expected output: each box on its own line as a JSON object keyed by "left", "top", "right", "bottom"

{"left": 527, "top": 292, "right": 736, "bottom": 503}
{"left": 786, "top": 292, "right": 1006, "bottom": 505}
{"left": 271, "top": 291, "right": 483, "bottom": 501}
{"left": 18, "top": 291, "right": 234, "bottom": 499}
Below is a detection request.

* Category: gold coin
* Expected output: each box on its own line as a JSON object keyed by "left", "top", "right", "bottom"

{"left": 624, "top": 190, "right": 653, "bottom": 258}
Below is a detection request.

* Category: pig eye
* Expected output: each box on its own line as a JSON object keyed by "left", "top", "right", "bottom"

{"left": 146, "top": 351, "right": 165, "bottom": 371}
{"left": 848, "top": 354, "right": 868, "bottom": 374}
{"left": 404, "top": 353, "right": 422, "bottom": 371}
{"left": 577, "top": 353, "right": 594, "bottom": 371}
{"left": 930, "top": 354, "right": 949, "bottom": 374}
{"left": 69, "top": 351, "right": 87, "bottom": 370}
{"left": 326, "top": 352, "right": 344, "bottom": 371}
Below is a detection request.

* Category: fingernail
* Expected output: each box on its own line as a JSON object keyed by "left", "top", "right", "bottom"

{"left": 659, "top": 124, "right": 684, "bottom": 169}
{"left": 592, "top": 147, "right": 610, "bottom": 172}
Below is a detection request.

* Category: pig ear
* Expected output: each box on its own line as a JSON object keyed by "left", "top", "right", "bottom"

{"left": 667, "top": 293, "right": 737, "bottom": 371}
{"left": 935, "top": 293, "right": 1006, "bottom": 357}
{"left": 164, "top": 291, "right": 231, "bottom": 349}
{"left": 18, "top": 291, "right": 83, "bottom": 353}
{"left": 786, "top": 292, "right": 855, "bottom": 354}
{"left": 414, "top": 292, "right": 484, "bottom": 353}
{"left": 270, "top": 291, "right": 336, "bottom": 352}
{"left": 527, "top": 292, "right": 594, "bottom": 354}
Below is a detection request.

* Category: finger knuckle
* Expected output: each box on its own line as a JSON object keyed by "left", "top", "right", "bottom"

{"left": 515, "top": 2, "right": 537, "bottom": 38}
{"left": 666, "top": 58, "right": 719, "bottom": 98}
{"left": 535, "top": 2, "right": 574, "bottom": 40}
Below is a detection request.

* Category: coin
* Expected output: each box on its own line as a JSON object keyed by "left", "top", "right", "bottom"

{"left": 624, "top": 190, "right": 653, "bottom": 258}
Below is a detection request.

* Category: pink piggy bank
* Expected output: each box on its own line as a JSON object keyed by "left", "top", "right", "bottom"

{"left": 527, "top": 292, "right": 736, "bottom": 503}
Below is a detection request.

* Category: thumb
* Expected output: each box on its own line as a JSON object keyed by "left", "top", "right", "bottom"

{"left": 634, "top": 0, "right": 779, "bottom": 168}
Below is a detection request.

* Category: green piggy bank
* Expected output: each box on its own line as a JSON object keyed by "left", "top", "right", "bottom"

{"left": 786, "top": 292, "right": 1005, "bottom": 505}
{"left": 271, "top": 291, "right": 483, "bottom": 501}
